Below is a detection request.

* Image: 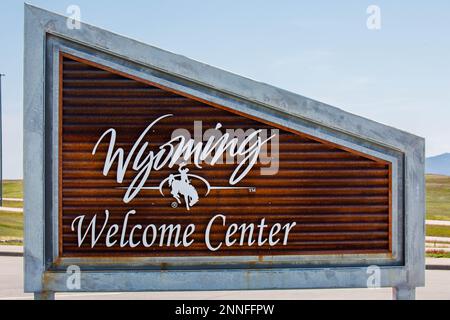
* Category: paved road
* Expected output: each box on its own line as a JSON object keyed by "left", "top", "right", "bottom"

{"left": 1, "top": 256, "right": 450, "bottom": 300}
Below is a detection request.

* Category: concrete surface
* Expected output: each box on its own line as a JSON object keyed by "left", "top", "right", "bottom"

{"left": 426, "top": 220, "right": 450, "bottom": 226}
{"left": 2, "top": 198, "right": 23, "bottom": 202}
{"left": 427, "top": 258, "right": 450, "bottom": 270}
{"left": 0, "top": 246, "right": 22, "bottom": 256}
{"left": 0, "top": 256, "right": 449, "bottom": 300}
{"left": 427, "top": 236, "right": 450, "bottom": 243}
{"left": 427, "top": 242, "right": 450, "bottom": 248}
{"left": 0, "top": 207, "right": 23, "bottom": 212}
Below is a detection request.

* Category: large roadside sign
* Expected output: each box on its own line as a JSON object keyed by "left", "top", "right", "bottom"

{"left": 24, "top": 5, "right": 425, "bottom": 300}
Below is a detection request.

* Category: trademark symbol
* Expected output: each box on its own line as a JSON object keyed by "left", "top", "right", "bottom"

{"left": 171, "top": 202, "right": 178, "bottom": 208}
{"left": 249, "top": 187, "right": 257, "bottom": 193}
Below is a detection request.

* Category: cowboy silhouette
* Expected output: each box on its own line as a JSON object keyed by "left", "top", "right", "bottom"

{"left": 168, "top": 163, "right": 199, "bottom": 210}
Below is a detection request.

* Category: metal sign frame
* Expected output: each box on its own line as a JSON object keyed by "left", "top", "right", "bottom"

{"left": 24, "top": 5, "right": 425, "bottom": 299}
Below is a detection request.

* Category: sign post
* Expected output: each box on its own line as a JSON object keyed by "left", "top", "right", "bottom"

{"left": 24, "top": 5, "right": 425, "bottom": 300}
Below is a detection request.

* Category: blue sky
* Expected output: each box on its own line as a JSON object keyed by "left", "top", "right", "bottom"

{"left": 1, "top": 1, "right": 449, "bottom": 179}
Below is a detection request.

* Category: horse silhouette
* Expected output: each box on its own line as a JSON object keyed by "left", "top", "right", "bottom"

{"left": 168, "top": 174, "right": 199, "bottom": 210}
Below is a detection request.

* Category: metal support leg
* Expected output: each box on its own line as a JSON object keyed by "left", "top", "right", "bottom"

{"left": 392, "top": 286, "right": 415, "bottom": 300}
{"left": 34, "top": 291, "right": 55, "bottom": 300}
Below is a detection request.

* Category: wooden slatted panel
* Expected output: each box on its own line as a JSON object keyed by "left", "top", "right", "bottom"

{"left": 60, "top": 54, "right": 391, "bottom": 257}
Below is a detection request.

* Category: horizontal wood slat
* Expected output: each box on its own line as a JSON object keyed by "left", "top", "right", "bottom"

{"left": 60, "top": 55, "right": 391, "bottom": 257}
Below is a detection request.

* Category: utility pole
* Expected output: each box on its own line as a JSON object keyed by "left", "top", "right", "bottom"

{"left": 0, "top": 74, "right": 4, "bottom": 207}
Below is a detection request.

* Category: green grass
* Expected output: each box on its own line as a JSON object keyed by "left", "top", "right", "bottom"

{"left": 0, "top": 180, "right": 24, "bottom": 242}
{"left": 426, "top": 252, "right": 450, "bottom": 259}
{"left": 2, "top": 180, "right": 23, "bottom": 199}
{"left": 426, "top": 225, "right": 450, "bottom": 238}
{"left": 426, "top": 174, "right": 450, "bottom": 221}
{"left": 0, "top": 210, "right": 23, "bottom": 240}
{"left": 0, "top": 240, "right": 23, "bottom": 246}
{"left": 2, "top": 200, "right": 23, "bottom": 208}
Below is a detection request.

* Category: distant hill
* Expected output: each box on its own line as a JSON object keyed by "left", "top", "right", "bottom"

{"left": 426, "top": 153, "right": 450, "bottom": 176}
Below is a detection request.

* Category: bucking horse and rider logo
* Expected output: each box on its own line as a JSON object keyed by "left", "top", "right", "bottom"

{"left": 156, "top": 163, "right": 254, "bottom": 211}
{"left": 167, "top": 164, "right": 199, "bottom": 210}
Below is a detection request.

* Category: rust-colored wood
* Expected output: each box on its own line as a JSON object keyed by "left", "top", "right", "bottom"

{"left": 59, "top": 53, "right": 392, "bottom": 257}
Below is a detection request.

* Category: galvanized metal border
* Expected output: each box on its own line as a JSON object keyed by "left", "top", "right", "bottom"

{"left": 42, "top": 267, "right": 410, "bottom": 292}
{"left": 24, "top": 4, "right": 425, "bottom": 293}
{"left": 24, "top": 4, "right": 47, "bottom": 292}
